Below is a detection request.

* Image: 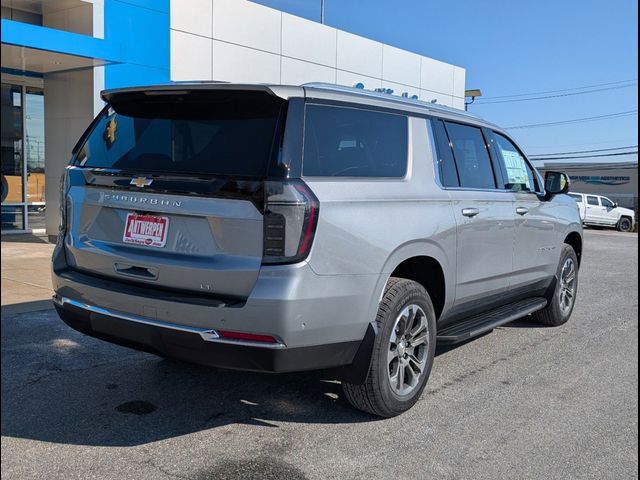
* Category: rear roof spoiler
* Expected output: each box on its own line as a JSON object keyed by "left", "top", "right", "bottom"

{"left": 101, "top": 82, "right": 304, "bottom": 103}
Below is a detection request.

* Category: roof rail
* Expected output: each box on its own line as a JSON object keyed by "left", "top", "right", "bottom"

{"left": 302, "top": 82, "right": 481, "bottom": 119}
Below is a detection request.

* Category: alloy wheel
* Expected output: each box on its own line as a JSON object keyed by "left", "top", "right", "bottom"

{"left": 387, "top": 304, "right": 430, "bottom": 396}
{"left": 558, "top": 257, "right": 577, "bottom": 314}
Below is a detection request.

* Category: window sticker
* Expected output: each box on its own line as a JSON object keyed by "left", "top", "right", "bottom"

{"left": 501, "top": 148, "right": 530, "bottom": 189}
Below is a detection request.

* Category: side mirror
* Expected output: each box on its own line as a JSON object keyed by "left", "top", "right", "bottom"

{"left": 544, "top": 171, "right": 570, "bottom": 197}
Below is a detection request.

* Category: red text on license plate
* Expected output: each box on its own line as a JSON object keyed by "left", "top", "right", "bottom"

{"left": 123, "top": 213, "right": 169, "bottom": 248}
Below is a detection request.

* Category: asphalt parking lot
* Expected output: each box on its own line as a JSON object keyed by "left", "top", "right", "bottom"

{"left": 1, "top": 229, "right": 638, "bottom": 480}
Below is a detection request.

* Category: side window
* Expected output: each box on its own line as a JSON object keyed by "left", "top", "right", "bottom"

{"left": 587, "top": 196, "right": 599, "bottom": 206}
{"left": 303, "top": 104, "right": 407, "bottom": 177}
{"left": 444, "top": 122, "right": 496, "bottom": 189}
{"left": 430, "top": 119, "right": 459, "bottom": 187}
{"left": 492, "top": 132, "right": 538, "bottom": 192}
{"left": 569, "top": 193, "right": 583, "bottom": 203}
{"left": 601, "top": 197, "right": 614, "bottom": 208}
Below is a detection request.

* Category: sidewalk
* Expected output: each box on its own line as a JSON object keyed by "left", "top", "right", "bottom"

{"left": 1, "top": 234, "right": 55, "bottom": 315}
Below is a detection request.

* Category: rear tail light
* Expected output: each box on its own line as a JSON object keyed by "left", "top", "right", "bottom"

{"left": 262, "top": 179, "right": 319, "bottom": 264}
{"left": 58, "top": 166, "right": 71, "bottom": 236}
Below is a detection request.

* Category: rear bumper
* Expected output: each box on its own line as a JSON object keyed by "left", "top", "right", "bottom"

{"left": 51, "top": 241, "right": 380, "bottom": 373}
{"left": 52, "top": 249, "right": 379, "bottom": 348}
{"left": 54, "top": 296, "right": 361, "bottom": 373}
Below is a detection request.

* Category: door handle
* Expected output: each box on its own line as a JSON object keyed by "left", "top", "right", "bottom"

{"left": 462, "top": 208, "right": 480, "bottom": 217}
{"left": 516, "top": 207, "right": 529, "bottom": 216}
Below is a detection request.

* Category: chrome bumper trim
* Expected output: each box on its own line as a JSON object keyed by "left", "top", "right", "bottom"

{"left": 53, "top": 295, "right": 286, "bottom": 349}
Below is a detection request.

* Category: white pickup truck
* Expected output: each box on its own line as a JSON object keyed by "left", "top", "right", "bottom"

{"left": 568, "top": 192, "right": 635, "bottom": 232}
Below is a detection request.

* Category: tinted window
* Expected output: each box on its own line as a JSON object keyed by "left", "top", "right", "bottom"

{"left": 445, "top": 122, "right": 495, "bottom": 189}
{"left": 493, "top": 132, "right": 538, "bottom": 192}
{"left": 601, "top": 197, "right": 614, "bottom": 208}
{"left": 303, "top": 105, "right": 407, "bottom": 177}
{"left": 75, "top": 91, "right": 284, "bottom": 177}
{"left": 431, "top": 119, "right": 459, "bottom": 187}
{"left": 587, "top": 196, "right": 599, "bottom": 206}
{"left": 569, "top": 193, "right": 583, "bottom": 203}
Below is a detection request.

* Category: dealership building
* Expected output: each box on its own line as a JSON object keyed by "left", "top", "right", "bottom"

{"left": 1, "top": 0, "right": 467, "bottom": 236}
{"left": 534, "top": 159, "right": 639, "bottom": 214}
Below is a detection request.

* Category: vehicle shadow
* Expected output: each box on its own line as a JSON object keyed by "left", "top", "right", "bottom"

{"left": 501, "top": 317, "right": 552, "bottom": 329}
{"left": 1, "top": 311, "right": 379, "bottom": 448}
{"left": 433, "top": 315, "right": 548, "bottom": 356}
{"left": 2, "top": 311, "right": 549, "bottom": 448}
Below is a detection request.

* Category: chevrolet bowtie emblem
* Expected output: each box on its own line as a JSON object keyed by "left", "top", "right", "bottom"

{"left": 130, "top": 177, "right": 153, "bottom": 188}
{"left": 104, "top": 117, "right": 117, "bottom": 149}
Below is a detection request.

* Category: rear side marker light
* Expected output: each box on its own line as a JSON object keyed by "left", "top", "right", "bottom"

{"left": 218, "top": 330, "right": 279, "bottom": 344}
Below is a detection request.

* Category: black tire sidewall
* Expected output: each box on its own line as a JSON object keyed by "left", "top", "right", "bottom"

{"left": 550, "top": 245, "right": 579, "bottom": 323}
{"left": 373, "top": 282, "right": 436, "bottom": 415}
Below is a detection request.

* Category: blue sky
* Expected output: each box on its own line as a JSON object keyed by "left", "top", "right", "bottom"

{"left": 254, "top": 0, "right": 638, "bottom": 161}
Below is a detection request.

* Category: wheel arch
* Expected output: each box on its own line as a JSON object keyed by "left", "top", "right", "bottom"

{"left": 375, "top": 241, "right": 454, "bottom": 322}
{"left": 564, "top": 230, "right": 583, "bottom": 266}
{"left": 334, "top": 242, "right": 452, "bottom": 385}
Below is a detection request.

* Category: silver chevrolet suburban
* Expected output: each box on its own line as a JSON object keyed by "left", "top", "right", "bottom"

{"left": 52, "top": 83, "right": 582, "bottom": 417}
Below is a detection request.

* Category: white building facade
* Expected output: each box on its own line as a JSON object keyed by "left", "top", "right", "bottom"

{"left": 171, "top": 0, "right": 466, "bottom": 108}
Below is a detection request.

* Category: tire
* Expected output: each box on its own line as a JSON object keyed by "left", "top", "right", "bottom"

{"left": 618, "top": 217, "right": 632, "bottom": 232}
{"left": 533, "top": 244, "right": 579, "bottom": 326}
{"left": 342, "top": 277, "right": 436, "bottom": 417}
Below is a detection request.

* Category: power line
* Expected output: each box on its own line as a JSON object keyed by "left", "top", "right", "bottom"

{"left": 479, "top": 79, "right": 638, "bottom": 100}
{"left": 530, "top": 145, "right": 638, "bottom": 157}
{"left": 505, "top": 109, "right": 638, "bottom": 129}
{"left": 531, "top": 151, "right": 638, "bottom": 161}
{"left": 527, "top": 138, "right": 639, "bottom": 150}
{"left": 475, "top": 83, "right": 637, "bottom": 104}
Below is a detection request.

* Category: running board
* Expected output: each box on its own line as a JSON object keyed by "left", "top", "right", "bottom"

{"left": 437, "top": 297, "right": 548, "bottom": 345}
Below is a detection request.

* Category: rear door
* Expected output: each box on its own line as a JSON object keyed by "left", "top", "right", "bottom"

{"left": 63, "top": 89, "right": 287, "bottom": 299}
{"left": 585, "top": 195, "right": 603, "bottom": 223}
{"left": 432, "top": 120, "right": 515, "bottom": 306}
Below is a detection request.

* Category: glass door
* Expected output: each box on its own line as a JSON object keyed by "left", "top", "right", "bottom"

{"left": 25, "top": 86, "right": 46, "bottom": 230}
{"left": 1, "top": 82, "right": 25, "bottom": 231}
{"left": 1, "top": 82, "right": 46, "bottom": 232}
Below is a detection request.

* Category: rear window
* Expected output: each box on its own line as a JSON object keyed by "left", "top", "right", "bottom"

{"left": 444, "top": 122, "right": 496, "bottom": 189}
{"left": 302, "top": 104, "right": 408, "bottom": 177}
{"left": 74, "top": 91, "right": 285, "bottom": 177}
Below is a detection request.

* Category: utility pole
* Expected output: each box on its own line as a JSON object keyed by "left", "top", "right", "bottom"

{"left": 320, "top": 0, "right": 325, "bottom": 24}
